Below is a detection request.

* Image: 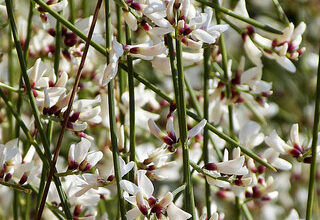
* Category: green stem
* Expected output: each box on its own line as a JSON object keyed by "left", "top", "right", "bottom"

{"left": 241, "top": 203, "right": 253, "bottom": 220}
{"left": 24, "top": 194, "right": 31, "bottom": 220}
{"left": 69, "top": 0, "right": 75, "bottom": 23}
{"left": 175, "top": 29, "right": 195, "bottom": 217}
{"left": 0, "top": 82, "right": 21, "bottom": 93}
{"left": 5, "top": 0, "right": 72, "bottom": 218}
{"left": 306, "top": 44, "right": 320, "bottom": 220}
{"left": 166, "top": 33, "right": 181, "bottom": 119}
{"left": 125, "top": 24, "right": 136, "bottom": 183}
{"left": 195, "top": 0, "right": 282, "bottom": 34}
{"left": 235, "top": 196, "right": 242, "bottom": 220}
{"left": 203, "top": 45, "right": 211, "bottom": 218}
{"left": 13, "top": 191, "right": 19, "bottom": 220}
{"left": 8, "top": 26, "right": 14, "bottom": 138}
{"left": 23, "top": 1, "right": 34, "bottom": 61}
{"left": 0, "top": 182, "right": 32, "bottom": 194}
{"left": 271, "top": 0, "right": 290, "bottom": 25}
{"left": 82, "top": 0, "right": 89, "bottom": 17}
{"left": 116, "top": 5, "right": 126, "bottom": 126}
{"left": 105, "top": 0, "right": 127, "bottom": 219}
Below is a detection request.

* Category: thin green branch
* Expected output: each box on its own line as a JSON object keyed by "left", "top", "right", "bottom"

{"left": 105, "top": 0, "right": 127, "bottom": 219}
{"left": 125, "top": 24, "right": 136, "bottom": 183}
{"left": 175, "top": 29, "right": 196, "bottom": 217}
{"left": 0, "top": 182, "right": 32, "bottom": 194}
{"left": 203, "top": 44, "right": 211, "bottom": 218}
{"left": 271, "top": 0, "right": 290, "bottom": 25}
{"left": 306, "top": 44, "right": 320, "bottom": 220}
{"left": 0, "top": 82, "right": 22, "bottom": 93}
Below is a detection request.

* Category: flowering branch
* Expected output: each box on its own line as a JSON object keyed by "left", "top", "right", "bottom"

{"left": 36, "top": 0, "right": 103, "bottom": 218}
{"left": 196, "top": 0, "right": 283, "bottom": 34}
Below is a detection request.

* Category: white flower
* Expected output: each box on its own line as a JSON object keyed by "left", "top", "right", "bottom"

{"left": 102, "top": 38, "right": 124, "bottom": 86}
{"left": 148, "top": 116, "right": 207, "bottom": 147}
{"left": 0, "top": 139, "right": 19, "bottom": 180}
{"left": 239, "top": 121, "right": 264, "bottom": 149}
{"left": 67, "top": 138, "right": 103, "bottom": 171}
{"left": 204, "top": 148, "right": 249, "bottom": 187}
{"left": 120, "top": 170, "right": 191, "bottom": 219}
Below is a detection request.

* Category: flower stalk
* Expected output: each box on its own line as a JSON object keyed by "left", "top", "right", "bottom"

{"left": 105, "top": 0, "right": 127, "bottom": 219}
{"left": 125, "top": 24, "right": 136, "bottom": 183}
{"left": 203, "top": 44, "right": 211, "bottom": 217}
{"left": 175, "top": 25, "right": 196, "bottom": 218}
{"left": 306, "top": 44, "right": 320, "bottom": 220}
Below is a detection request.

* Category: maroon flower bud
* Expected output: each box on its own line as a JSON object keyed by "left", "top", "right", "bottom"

{"left": 141, "top": 20, "right": 151, "bottom": 31}
{"left": 68, "top": 160, "right": 79, "bottom": 170}
{"left": 69, "top": 112, "right": 80, "bottom": 123}
{"left": 131, "top": 2, "right": 142, "bottom": 11}
{"left": 73, "top": 205, "right": 82, "bottom": 216}
{"left": 64, "top": 32, "right": 78, "bottom": 47}
{"left": 48, "top": 28, "right": 56, "bottom": 36}
{"left": 204, "top": 163, "right": 217, "bottom": 171}
{"left": 303, "top": 157, "right": 312, "bottom": 164}
{"left": 246, "top": 26, "right": 255, "bottom": 35}
{"left": 257, "top": 165, "right": 265, "bottom": 174}
{"left": 252, "top": 186, "right": 261, "bottom": 198}
{"left": 129, "top": 47, "right": 139, "bottom": 54}
{"left": 4, "top": 173, "right": 12, "bottom": 182}
{"left": 234, "top": 178, "right": 243, "bottom": 186}
{"left": 290, "top": 148, "right": 301, "bottom": 158}
{"left": 107, "top": 175, "right": 114, "bottom": 182}
{"left": 19, "top": 174, "right": 28, "bottom": 185}
{"left": 148, "top": 196, "right": 157, "bottom": 207}
{"left": 245, "top": 191, "right": 253, "bottom": 198}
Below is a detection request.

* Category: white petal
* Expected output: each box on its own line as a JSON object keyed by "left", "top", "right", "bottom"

{"left": 244, "top": 35, "right": 262, "bottom": 66}
{"left": 216, "top": 156, "right": 247, "bottom": 175}
{"left": 265, "top": 130, "right": 287, "bottom": 153}
{"left": 137, "top": 170, "right": 154, "bottom": 197}
{"left": 290, "top": 123, "right": 300, "bottom": 146}
{"left": 120, "top": 180, "right": 139, "bottom": 195}
{"left": 167, "top": 203, "right": 192, "bottom": 220}
{"left": 275, "top": 56, "right": 296, "bottom": 73}
{"left": 102, "top": 61, "right": 118, "bottom": 86}
{"left": 74, "top": 138, "right": 91, "bottom": 163}
{"left": 272, "top": 158, "right": 292, "bottom": 170}
{"left": 187, "top": 119, "right": 207, "bottom": 139}
{"left": 192, "top": 29, "right": 216, "bottom": 44}
{"left": 50, "top": 0, "right": 68, "bottom": 12}
{"left": 126, "top": 207, "right": 142, "bottom": 220}
{"left": 123, "top": 11, "right": 138, "bottom": 31}
{"left": 86, "top": 151, "right": 103, "bottom": 167}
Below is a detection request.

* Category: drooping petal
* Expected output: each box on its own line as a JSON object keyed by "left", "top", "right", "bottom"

{"left": 166, "top": 202, "right": 192, "bottom": 220}
{"left": 74, "top": 138, "right": 91, "bottom": 163}
{"left": 120, "top": 180, "right": 139, "bottom": 195}
{"left": 137, "top": 170, "right": 154, "bottom": 197}
{"left": 187, "top": 119, "right": 207, "bottom": 139}
{"left": 216, "top": 156, "right": 247, "bottom": 175}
